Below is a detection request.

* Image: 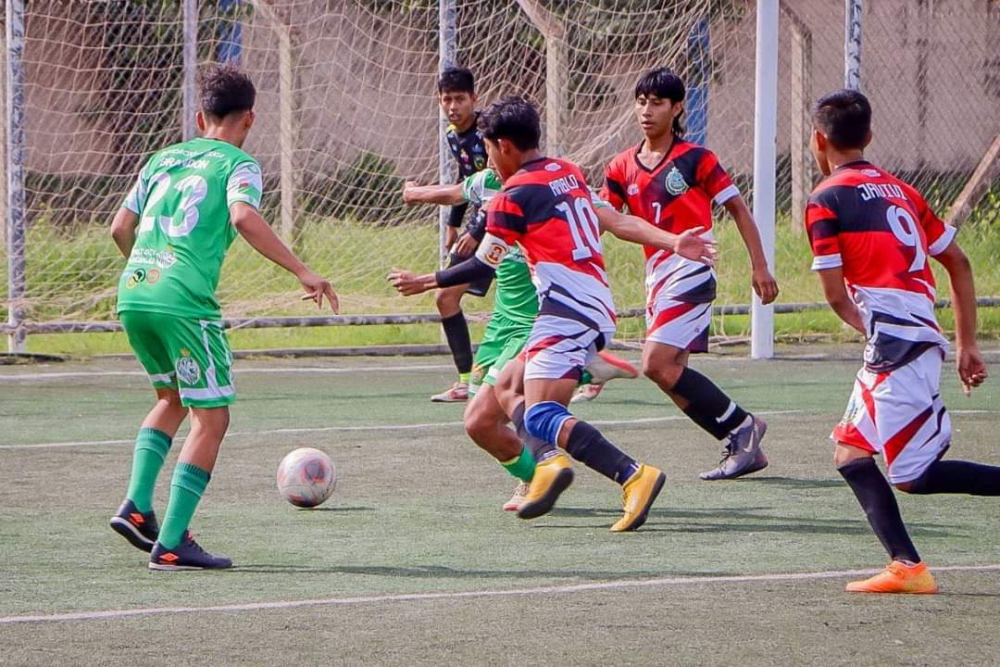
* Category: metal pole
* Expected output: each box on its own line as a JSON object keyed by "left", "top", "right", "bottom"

{"left": 183, "top": 0, "right": 198, "bottom": 140}
{"left": 438, "top": 0, "right": 456, "bottom": 269}
{"left": 6, "top": 0, "right": 26, "bottom": 353}
{"left": 844, "top": 0, "right": 862, "bottom": 90}
{"left": 751, "top": 0, "right": 778, "bottom": 360}
{"left": 277, "top": 24, "right": 296, "bottom": 242}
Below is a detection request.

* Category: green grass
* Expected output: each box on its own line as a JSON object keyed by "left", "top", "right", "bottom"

{"left": 4, "top": 199, "right": 1000, "bottom": 356}
{"left": 1, "top": 349, "right": 999, "bottom": 665}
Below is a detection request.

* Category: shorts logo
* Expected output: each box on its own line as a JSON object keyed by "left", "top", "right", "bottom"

{"left": 627, "top": 183, "right": 639, "bottom": 196}
{"left": 841, "top": 395, "right": 861, "bottom": 426}
{"left": 665, "top": 166, "right": 689, "bottom": 196}
{"left": 176, "top": 351, "right": 201, "bottom": 386}
{"left": 125, "top": 268, "right": 146, "bottom": 289}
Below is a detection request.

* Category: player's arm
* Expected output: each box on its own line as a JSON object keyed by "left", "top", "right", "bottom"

{"left": 933, "top": 240, "right": 987, "bottom": 394}
{"left": 722, "top": 195, "right": 779, "bottom": 305}
{"left": 388, "top": 234, "right": 503, "bottom": 296}
{"left": 595, "top": 208, "right": 716, "bottom": 266}
{"left": 816, "top": 267, "right": 865, "bottom": 335}
{"left": 110, "top": 208, "right": 139, "bottom": 258}
{"left": 402, "top": 181, "right": 465, "bottom": 207}
{"left": 230, "top": 202, "right": 338, "bottom": 312}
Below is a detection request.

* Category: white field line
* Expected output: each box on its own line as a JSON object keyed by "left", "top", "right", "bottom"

{"left": 0, "top": 364, "right": 454, "bottom": 382}
{"left": 0, "top": 411, "right": 807, "bottom": 450}
{"left": 2, "top": 562, "right": 999, "bottom": 626}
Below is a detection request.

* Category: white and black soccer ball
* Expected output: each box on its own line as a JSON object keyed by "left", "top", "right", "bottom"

{"left": 276, "top": 447, "right": 337, "bottom": 508}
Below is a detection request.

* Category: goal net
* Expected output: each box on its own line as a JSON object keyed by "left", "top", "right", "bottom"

{"left": 2, "top": 0, "right": 997, "bottom": 350}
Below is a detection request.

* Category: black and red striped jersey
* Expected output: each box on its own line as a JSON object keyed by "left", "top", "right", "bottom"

{"left": 484, "top": 157, "right": 616, "bottom": 334}
{"left": 806, "top": 160, "right": 957, "bottom": 372}
{"left": 602, "top": 140, "right": 738, "bottom": 305}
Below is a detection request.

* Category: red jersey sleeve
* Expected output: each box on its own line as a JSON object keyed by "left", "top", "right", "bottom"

{"left": 906, "top": 185, "right": 956, "bottom": 256}
{"left": 805, "top": 191, "right": 843, "bottom": 271}
{"left": 694, "top": 149, "right": 739, "bottom": 205}
{"left": 601, "top": 158, "right": 627, "bottom": 211}
{"left": 485, "top": 190, "right": 528, "bottom": 246}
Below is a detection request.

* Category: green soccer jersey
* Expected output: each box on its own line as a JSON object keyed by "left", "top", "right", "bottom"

{"left": 116, "top": 137, "right": 263, "bottom": 320}
{"left": 463, "top": 169, "right": 537, "bottom": 327}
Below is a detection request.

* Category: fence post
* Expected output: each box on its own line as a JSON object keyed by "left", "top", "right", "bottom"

{"left": 250, "top": 1, "right": 298, "bottom": 243}
{"left": 515, "top": 0, "right": 565, "bottom": 157}
{"left": 844, "top": 0, "right": 862, "bottom": 90}
{"left": 438, "top": 0, "right": 456, "bottom": 269}
{"left": 5, "top": 0, "right": 26, "bottom": 353}
{"left": 183, "top": 0, "right": 198, "bottom": 141}
{"left": 751, "top": 0, "right": 779, "bottom": 360}
{"left": 783, "top": 2, "right": 812, "bottom": 234}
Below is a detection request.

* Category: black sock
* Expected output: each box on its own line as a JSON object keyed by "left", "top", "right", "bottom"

{"left": 440, "top": 311, "right": 473, "bottom": 375}
{"left": 672, "top": 367, "right": 748, "bottom": 440}
{"left": 908, "top": 460, "right": 1000, "bottom": 496}
{"left": 511, "top": 401, "right": 557, "bottom": 462}
{"left": 838, "top": 457, "right": 921, "bottom": 563}
{"left": 564, "top": 421, "right": 640, "bottom": 485}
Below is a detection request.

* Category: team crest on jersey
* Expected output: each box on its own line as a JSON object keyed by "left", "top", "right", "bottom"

{"left": 664, "top": 166, "right": 689, "bottom": 196}
{"left": 861, "top": 169, "right": 881, "bottom": 178}
{"left": 545, "top": 163, "right": 562, "bottom": 172}
{"left": 627, "top": 183, "right": 639, "bottom": 196}
{"left": 125, "top": 268, "right": 146, "bottom": 290}
{"left": 176, "top": 351, "right": 201, "bottom": 386}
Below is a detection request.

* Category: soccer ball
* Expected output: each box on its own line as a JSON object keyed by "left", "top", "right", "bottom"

{"left": 276, "top": 447, "right": 337, "bottom": 508}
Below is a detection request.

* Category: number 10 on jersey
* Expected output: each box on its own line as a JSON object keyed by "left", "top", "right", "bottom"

{"left": 556, "top": 198, "right": 602, "bottom": 261}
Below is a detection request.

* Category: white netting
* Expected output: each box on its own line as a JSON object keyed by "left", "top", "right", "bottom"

{"left": 1, "top": 0, "right": 997, "bottom": 345}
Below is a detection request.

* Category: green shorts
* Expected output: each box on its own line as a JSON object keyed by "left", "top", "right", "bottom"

{"left": 120, "top": 310, "right": 236, "bottom": 409}
{"left": 470, "top": 314, "right": 531, "bottom": 395}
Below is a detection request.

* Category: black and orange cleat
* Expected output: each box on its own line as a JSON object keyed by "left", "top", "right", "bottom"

{"left": 149, "top": 534, "right": 232, "bottom": 571}
{"left": 109, "top": 499, "right": 159, "bottom": 553}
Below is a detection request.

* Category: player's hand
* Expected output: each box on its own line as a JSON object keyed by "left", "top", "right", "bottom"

{"left": 752, "top": 265, "right": 779, "bottom": 305}
{"left": 675, "top": 226, "right": 717, "bottom": 267}
{"left": 445, "top": 225, "right": 459, "bottom": 251}
{"left": 957, "top": 345, "right": 988, "bottom": 397}
{"left": 297, "top": 270, "right": 339, "bottom": 312}
{"left": 387, "top": 268, "right": 431, "bottom": 296}
{"left": 454, "top": 232, "right": 478, "bottom": 258}
{"left": 402, "top": 180, "right": 420, "bottom": 206}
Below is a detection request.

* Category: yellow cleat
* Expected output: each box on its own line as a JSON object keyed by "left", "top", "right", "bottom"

{"left": 846, "top": 561, "right": 938, "bottom": 594}
{"left": 610, "top": 464, "right": 666, "bottom": 532}
{"left": 517, "top": 453, "right": 574, "bottom": 520}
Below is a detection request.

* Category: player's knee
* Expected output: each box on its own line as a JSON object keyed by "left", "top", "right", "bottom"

{"left": 642, "top": 361, "right": 682, "bottom": 389}
{"left": 833, "top": 442, "right": 872, "bottom": 469}
{"left": 193, "top": 406, "right": 230, "bottom": 438}
{"left": 524, "top": 401, "right": 572, "bottom": 446}
{"left": 463, "top": 401, "right": 491, "bottom": 443}
{"left": 435, "top": 288, "right": 461, "bottom": 312}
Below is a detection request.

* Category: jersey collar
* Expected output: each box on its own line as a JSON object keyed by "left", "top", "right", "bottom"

{"left": 633, "top": 136, "right": 678, "bottom": 174}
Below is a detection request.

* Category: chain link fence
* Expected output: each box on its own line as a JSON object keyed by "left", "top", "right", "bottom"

{"left": 2, "top": 0, "right": 997, "bottom": 351}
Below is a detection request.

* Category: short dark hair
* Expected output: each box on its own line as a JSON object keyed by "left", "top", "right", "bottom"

{"left": 812, "top": 89, "right": 872, "bottom": 150}
{"left": 635, "top": 67, "right": 686, "bottom": 136}
{"left": 200, "top": 64, "right": 255, "bottom": 119}
{"left": 477, "top": 96, "right": 541, "bottom": 151}
{"left": 437, "top": 66, "right": 475, "bottom": 94}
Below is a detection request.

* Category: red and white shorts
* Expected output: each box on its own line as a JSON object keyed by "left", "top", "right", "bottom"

{"left": 523, "top": 314, "right": 608, "bottom": 382}
{"left": 833, "top": 347, "right": 951, "bottom": 484}
{"left": 645, "top": 297, "right": 712, "bottom": 352}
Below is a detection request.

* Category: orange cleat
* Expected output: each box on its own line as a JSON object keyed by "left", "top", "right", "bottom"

{"left": 845, "top": 561, "right": 938, "bottom": 594}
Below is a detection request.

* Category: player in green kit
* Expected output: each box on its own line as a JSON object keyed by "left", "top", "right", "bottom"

{"left": 108, "top": 66, "right": 336, "bottom": 570}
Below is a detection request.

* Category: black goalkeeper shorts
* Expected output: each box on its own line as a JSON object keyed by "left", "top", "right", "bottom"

{"left": 448, "top": 251, "right": 493, "bottom": 297}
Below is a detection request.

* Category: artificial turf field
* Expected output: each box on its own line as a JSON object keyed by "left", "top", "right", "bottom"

{"left": 2, "top": 344, "right": 999, "bottom": 666}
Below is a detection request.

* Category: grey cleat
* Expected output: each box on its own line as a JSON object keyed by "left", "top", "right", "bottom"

{"left": 699, "top": 415, "right": 769, "bottom": 481}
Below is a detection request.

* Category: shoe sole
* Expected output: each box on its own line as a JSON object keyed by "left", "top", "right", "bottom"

{"left": 430, "top": 396, "right": 468, "bottom": 403}
{"left": 148, "top": 562, "right": 232, "bottom": 571}
{"left": 517, "top": 468, "right": 574, "bottom": 520}
{"left": 613, "top": 471, "right": 666, "bottom": 532}
{"left": 588, "top": 353, "right": 639, "bottom": 382}
{"left": 110, "top": 517, "right": 155, "bottom": 553}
